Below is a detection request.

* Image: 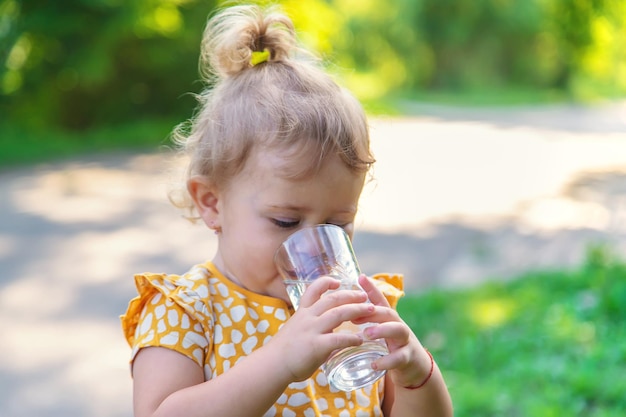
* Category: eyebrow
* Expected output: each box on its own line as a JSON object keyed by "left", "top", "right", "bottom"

{"left": 266, "top": 204, "right": 357, "bottom": 215}
{"left": 266, "top": 204, "right": 310, "bottom": 213}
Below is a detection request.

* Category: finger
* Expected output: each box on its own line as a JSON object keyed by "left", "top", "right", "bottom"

{"left": 371, "top": 347, "right": 413, "bottom": 371}
{"left": 301, "top": 279, "right": 368, "bottom": 314}
{"left": 313, "top": 286, "right": 368, "bottom": 313}
{"left": 318, "top": 301, "right": 375, "bottom": 333}
{"left": 371, "top": 341, "right": 430, "bottom": 386}
{"left": 318, "top": 330, "right": 364, "bottom": 353}
{"left": 363, "top": 321, "right": 410, "bottom": 346}
{"left": 352, "top": 304, "right": 401, "bottom": 326}
{"left": 298, "top": 276, "right": 341, "bottom": 309}
{"left": 358, "top": 274, "right": 391, "bottom": 308}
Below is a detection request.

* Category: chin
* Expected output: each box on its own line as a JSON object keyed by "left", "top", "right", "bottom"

{"left": 273, "top": 284, "right": 292, "bottom": 306}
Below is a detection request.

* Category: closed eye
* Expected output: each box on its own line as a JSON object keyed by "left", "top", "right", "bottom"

{"left": 271, "top": 219, "right": 300, "bottom": 229}
{"left": 325, "top": 220, "right": 353, "bottom": 229}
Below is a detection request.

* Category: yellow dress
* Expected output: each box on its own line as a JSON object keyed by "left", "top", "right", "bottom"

{"left": 121, "top": 261, "right": 404, "bottom": 417}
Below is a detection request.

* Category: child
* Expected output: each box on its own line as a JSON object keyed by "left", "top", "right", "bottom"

{"left": 121, "top": 4, "right": 452, "bottom": 417}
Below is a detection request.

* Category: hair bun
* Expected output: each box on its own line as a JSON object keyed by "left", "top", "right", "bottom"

{"left": 200, "top": 5, "right": 297, "bottom": 79}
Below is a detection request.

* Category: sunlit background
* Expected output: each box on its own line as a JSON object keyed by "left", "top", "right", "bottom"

{"left": 1, "top": 0, "right": 626, "bottom": 416}
{"left": 2, "top": 0, "right": 626, "bottom": 134}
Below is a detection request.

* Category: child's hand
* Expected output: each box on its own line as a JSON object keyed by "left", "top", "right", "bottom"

{"left": 270, "top": 276, "right": 375, "bottom": 382}
{"left": 356, "top": 274, "right": 434, "bottom": 390}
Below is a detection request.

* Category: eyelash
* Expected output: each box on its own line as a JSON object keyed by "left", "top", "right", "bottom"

{"left": 271, "top": 219, "right": 350, "bottom": 229}
{"left": 272, "top": 219, "right": 300, "bottom": 229}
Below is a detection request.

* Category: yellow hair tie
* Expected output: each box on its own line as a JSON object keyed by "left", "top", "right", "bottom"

{"left": 250, "top": 48, "right": 270, "bottom": 66}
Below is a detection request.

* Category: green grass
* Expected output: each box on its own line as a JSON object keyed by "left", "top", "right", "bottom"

{"left": 1, "top": 86, "right": 619, "bottom": 169}
{"left": 357, "top": 86, "right": 583, "bottom": 117}
{"left": 0, "top": 86, "right": 577, "bottom": 169}
{"left": 0, "top": 118, "right": 179, "bottom": 170}
{"left": 398, "top": 245, "right": 626, "bottom": 416}
{"left": 396, "top": 86, "right": 570, "bottom": 108}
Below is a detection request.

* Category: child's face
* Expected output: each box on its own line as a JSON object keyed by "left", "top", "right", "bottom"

{"left": 212, "top": 147, "right": 366, "bottom": 304}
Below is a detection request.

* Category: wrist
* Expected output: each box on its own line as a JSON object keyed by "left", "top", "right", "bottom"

{"left": 403, "top": 348, "right": 434, "bottom": 390}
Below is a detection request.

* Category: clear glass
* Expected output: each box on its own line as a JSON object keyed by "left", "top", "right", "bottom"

{"left": 275, "top": 224, "right": 388, "bottom": 391}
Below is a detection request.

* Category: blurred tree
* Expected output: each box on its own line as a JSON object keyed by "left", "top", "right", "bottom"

{"left": 563, "top": 0, "right": 626, "bottom": 99}
{"left": 542, "top": 0, "right": 624, "bottom": 96}
{"left": 1, "top": 0, "right": 625, "bottom": 133}
{"left": 415, "top": 0, "right": 547, "bottom": 90}
{"left": 1, "top": 0, "right": 216, "bottom": 130}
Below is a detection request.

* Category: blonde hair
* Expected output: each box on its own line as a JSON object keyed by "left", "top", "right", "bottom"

{"left": 170, "top": 4, "right": 374, "bottom": 217}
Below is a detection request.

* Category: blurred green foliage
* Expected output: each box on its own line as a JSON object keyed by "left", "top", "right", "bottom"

{"left": 399, "top": 244, "right": 626, "bottom": 416}
{"left": 1, "top": 0, "right": 625, "bottom": 137}
{"left": 1, "top": 0, "right": 217, "bottom": 131}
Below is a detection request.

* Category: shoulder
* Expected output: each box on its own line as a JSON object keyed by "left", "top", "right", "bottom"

{"left": 121, "top": 264, "right": 216, "bottom": 346}
{"left": 139, "top": 264, "right": 213, "bottom": 314}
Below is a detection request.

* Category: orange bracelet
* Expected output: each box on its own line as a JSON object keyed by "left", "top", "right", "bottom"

{"left": 404, "top": 348, "right": 434, "bottom": 390}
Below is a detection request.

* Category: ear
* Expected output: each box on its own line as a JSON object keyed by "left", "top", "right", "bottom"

{"left": 187, "top": 176, "right": 221, "bottom": 230}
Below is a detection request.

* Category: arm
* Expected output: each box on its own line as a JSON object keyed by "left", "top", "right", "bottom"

{"left": 132, "top": 342, "right": 293, "bottom": 417}
{"left": 132, "top": 277, "right": 376, "bottom": 417}
{"left": 358, "top": 275, "right": 453, "bottom": 417}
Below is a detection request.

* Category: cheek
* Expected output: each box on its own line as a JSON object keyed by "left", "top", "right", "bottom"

{"left": 261, "top": 236, "right": 284, "bottom": 267}
{"left": 238, "top": 231, "right": 283, "bottom": 272}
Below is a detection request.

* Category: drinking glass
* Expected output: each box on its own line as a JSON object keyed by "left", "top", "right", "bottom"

{"left": 274, "top": 224, "right": 388, "bottom": 391}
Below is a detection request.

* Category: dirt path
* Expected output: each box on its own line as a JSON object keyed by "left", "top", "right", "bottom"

{"left": 1, "top": 102, "right": 625, "bottom": 416}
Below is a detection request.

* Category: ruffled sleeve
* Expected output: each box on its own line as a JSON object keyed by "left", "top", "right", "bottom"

{"left": 120, "top": 269, "right": 214, "bottom": 368}
{"left": 371, "top": 273, "right": 405, "bottom": 309}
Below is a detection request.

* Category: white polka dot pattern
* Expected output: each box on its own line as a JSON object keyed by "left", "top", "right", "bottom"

{"left": 121, "top": 261, "right": 404, "bottom": 416}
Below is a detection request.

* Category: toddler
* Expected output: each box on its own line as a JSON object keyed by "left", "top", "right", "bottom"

{"left": 121, "top": 4, "right": 452, "bottom": 416}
